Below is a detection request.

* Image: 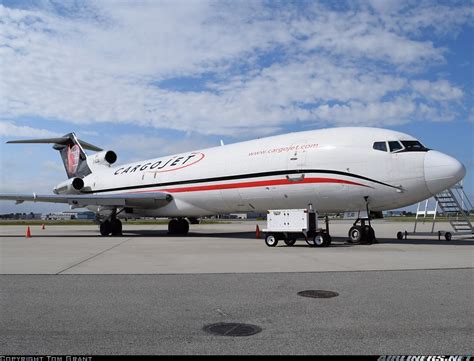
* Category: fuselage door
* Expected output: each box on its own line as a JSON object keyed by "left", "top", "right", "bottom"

{"left": 268, "top": 140, "right": 309, "bottom": 208}
{"left": 287, "top": 140, "right": 307, "bottom": 180}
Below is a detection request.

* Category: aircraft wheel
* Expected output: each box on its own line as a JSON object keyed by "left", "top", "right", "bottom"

{"left": 168, "top": 218, "right": 189, "bottom": 235}
{"left": 397, "top": 231, "right": 404, "bottom": 240}
{"left": 444, "top": 232, "right": 452, "bottom": 241}
{"left": 100, "top": 220, "right": 112, "bottom": 236}
{"left": 265, "top": 234, "right": 278, "bottom": 247}
{"left": 284, "top": 238, "right": 297, "bottom": 246}
{"left": 178, "top": 218, "right": 190, "bottom": 235}
{"left": 363, "top": 225, "right": 375, "bottom": 244}
{"left": 111, "top": 219, "right": 122, "bottom": 236}
{"left": 348, "top": 226, "right": 363, "bottom": 243}
{"left": 168, "top": 219, "right": 180, "bottom": 234}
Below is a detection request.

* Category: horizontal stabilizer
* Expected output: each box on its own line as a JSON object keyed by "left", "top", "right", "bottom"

{"left": 0, "top": 192, "right": 173, "bottom": 209}
{"left": 7, "top": 136, "right": 103, "bottom": 152}
{"left": 7, "top": 132, "right": 102, "bottom": 178}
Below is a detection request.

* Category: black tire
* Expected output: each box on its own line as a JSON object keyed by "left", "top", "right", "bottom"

{"left": 312, "top": 233, "right": 327, "bottom": 247}
{"left": 111, "top": 219, "right": 122, "bottom": 236}
{"left": 397, "top": 231, "right": 404, "bottom": 240}
{"left": 348, "top": 226, "right": 363, "bottom": 243}
{"left": 444, "top": 232, "right": 452, "bottom": 241}
{"left": 178, "top": 218, "right": 190, "bottom": 235}
{"left": 364, "top": 225, "right": 375, "bottom": 244}
{"left": 168, "top": 219, "right": 180, "bottom": 234}
{"left": 99, "top": 220, "right": 112, "bottom": 236}
{"left": 265, "top": 234, "right": 278, "bottom": 247}
{"left": 284, "top": 238, "right": 297, "bottom": 246}
{"left": 168, "top": 218, "right": 189, "bottom": 235}
{"left": 323, "top": 232, "right": 332, "bottom": 246}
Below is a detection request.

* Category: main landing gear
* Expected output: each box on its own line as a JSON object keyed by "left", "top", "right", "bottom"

{"left": 99, "top": 208, "right": 123, "bottom": 236}
{"left": 100, "top": 218, "right": 123, "bottom": 236}
{"left": 348, "top": 218, "right": 376, "bottom": 244}
{"left": 98, "top": 211, "right": 191, "bottom": 236}
{"left": 168, "top": 218, "right": 190, "bottom": 235}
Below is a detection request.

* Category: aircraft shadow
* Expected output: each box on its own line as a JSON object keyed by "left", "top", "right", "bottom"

{"left": 375, "top": 237, "right": 473, "bottom": 246}
{"left": 1, "top": 230, "right": 472, "bottom": 246}
{"left": 119, "top": 231, "right": 474, "bottom": 246}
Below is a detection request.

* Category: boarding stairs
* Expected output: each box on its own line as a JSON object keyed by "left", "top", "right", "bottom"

{"left": 402, "top": 183, "right": 473, "bottom": 240}
{"left": 434, "top": 185, "right": 473, "bottom": 235}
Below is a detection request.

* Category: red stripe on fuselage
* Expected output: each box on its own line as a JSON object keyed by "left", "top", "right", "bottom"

{"left": 126, "top": 177, "right": 371, "bottom": 194}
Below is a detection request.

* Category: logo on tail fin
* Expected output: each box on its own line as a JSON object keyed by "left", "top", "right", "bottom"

{"left": 67, "top": 144, "right": 81, "bottom": 175}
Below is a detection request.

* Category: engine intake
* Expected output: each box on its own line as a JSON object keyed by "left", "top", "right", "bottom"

{"left": 53, "top": 177, "right": 84, "bottom": 194}
{"left": 90, "top": 150, "right": 117, "bottom": 166}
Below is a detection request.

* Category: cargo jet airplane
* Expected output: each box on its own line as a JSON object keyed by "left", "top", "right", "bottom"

{"left": 0, "top": 127, "right": 466, "bottom": 244}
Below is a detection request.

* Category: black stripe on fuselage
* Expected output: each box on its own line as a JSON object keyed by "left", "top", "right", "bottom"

{"left": 83, "top": 169, "right": 399, "bottom": 194}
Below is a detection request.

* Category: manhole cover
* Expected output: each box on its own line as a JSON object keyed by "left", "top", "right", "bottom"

{"left": 203, "top": 322, "right": 262, "bottom": 336}
{"left": 298, "top": 290, "right": 339, "bottom": 298}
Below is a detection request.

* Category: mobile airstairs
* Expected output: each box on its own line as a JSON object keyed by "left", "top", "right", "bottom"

{"left": 397, "top": 183, "right": 473, "bottom": 241}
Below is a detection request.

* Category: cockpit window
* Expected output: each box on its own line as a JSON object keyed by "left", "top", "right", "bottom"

{"left": 400, "top": 140, "right": 429, "bottom": 152}
{"left": 389, "top": 141, "right": 403, "bottom": 152}
{"left": 373, "top": 142, "right": 387, "bottom": 152}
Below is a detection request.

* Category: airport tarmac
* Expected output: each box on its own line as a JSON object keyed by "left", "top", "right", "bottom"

{"left": 0, "top": 220, "right": 473, "bottom": 354}
{"left": 0, "top": 220, "right": 472, "bottom": 274}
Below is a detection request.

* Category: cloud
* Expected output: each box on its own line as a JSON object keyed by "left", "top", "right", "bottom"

{"left": 468, "top": 108, "right": 474, "bottom": 124}
{"left": 0, "top": 1, "right": 472, "bottom": 138}
{"left": 388, "top": 3, "right": 474, "bottom": 37}
{"left": 411, "top": 80, "right": 464, "bottom": 102}
{"left": 0, "top": 120, "right": 61, "bottom": 138}
{"left": 108, "top": 133, "right": 218, "bottom": 163}
{"left": 294, "top": 10, "right": 445, "bottom": 66}
{"left": 310, "top": 97, "right": 416, "bottom": 126}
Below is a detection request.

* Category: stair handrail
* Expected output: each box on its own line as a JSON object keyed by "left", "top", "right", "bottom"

{"left": 451, "top": 183, "right": 473, "bottom": 214}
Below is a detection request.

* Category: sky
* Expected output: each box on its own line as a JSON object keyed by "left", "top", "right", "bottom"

{"left": 0, "top": 0, "right": 473, "bottom": 214}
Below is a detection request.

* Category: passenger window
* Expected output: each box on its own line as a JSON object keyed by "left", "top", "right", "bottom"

{"left": 389, "top": 141, "right": 403, "bottom": 152}
{"left": 373, "top": 142, "right": 387, "bottom": 152}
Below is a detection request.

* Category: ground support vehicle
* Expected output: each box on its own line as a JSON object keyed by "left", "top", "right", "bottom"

{"left": 262, "top": 207, "right": 331, "bottom": 247}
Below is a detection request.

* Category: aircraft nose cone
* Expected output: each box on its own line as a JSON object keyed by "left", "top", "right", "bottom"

{"left": 424, "top": 150, "right": 466, "bottom": 195}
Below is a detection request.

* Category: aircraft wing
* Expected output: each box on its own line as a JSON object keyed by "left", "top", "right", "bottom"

{"left": 0, "top": 192, "right": 172, "bottom": 209}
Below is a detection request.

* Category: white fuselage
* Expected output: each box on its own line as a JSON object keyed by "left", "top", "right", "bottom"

{"left": 81, "top": 127, "right": 466, "bottom": 217}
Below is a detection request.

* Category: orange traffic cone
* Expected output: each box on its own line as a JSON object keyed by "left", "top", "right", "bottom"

{"left": 41, "top": 224, "right": 45, "bottom": 230}
{"left": 256, "top": 225, "right": 261, "bottom": 239}
{"left": 25, "top": 226, "right": 32, "bottom": 238}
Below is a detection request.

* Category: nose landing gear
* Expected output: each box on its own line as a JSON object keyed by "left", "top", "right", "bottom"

{"left": 348, "top": 219, "right": 376, "bottom": 244}
{"left": 347, "top": 196, "right": 377, "bottom": 244}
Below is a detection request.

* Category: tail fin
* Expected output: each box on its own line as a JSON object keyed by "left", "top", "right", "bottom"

{"left": 7, "top": 133, "right": 102, "bottom": 178}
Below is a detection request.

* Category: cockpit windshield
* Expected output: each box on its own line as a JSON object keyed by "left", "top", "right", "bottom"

{"left": 388, "top": 141, "right": 402, "bottom": 152}
{"left": 373, "top": 140, "right": 430, "bottom": 153}
{"left": 400, "top": 140, "right": 429, "bottom": 152}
